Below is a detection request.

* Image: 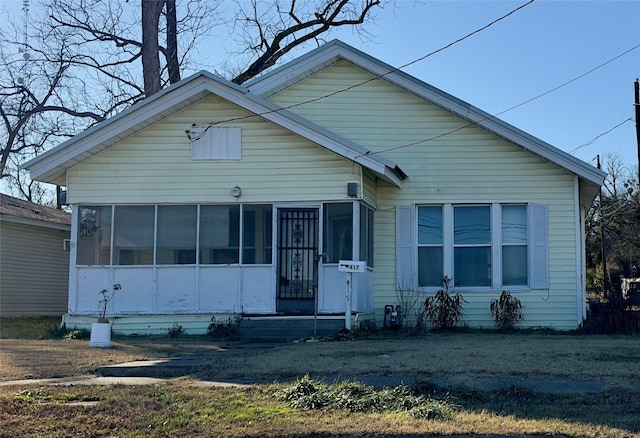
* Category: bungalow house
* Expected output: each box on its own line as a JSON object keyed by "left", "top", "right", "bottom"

{"left": 0, "top": 194, "right": 71, "bottom": 316}
{"left": 21, "top": 40, "right": 605, "bottom": 334}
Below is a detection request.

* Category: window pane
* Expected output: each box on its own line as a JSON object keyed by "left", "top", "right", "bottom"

{"left": 359, "top": 205, "right": 374, "bottom": 268}
{"left": 418, "top": 247, "right": 443, "bottom": 287}
{"left": 113, "top": 206, "right": 154, "bottom": 265}
{"left": 503, "top": 245, "right": 528, "bottom": 285}
{"left": 418, "top": 206, "right": 442, "bottom": 244}
{"left": 367, "top": 207, "right": 374, "bottom": 268}
{"left": 156, "top": 205, "right": 197, "bottom": 265}
{"left": 454, "top": 206, "right": 490, "bottom": 244}
{"left": 323, "top": 203, "right": 353, "bottom": 263}
{"left": 502, "top": 205, "right": 527, "bottom": 244}
{"left": 243, "top": 204, "right": 272, "bottom": 264}
{"left": 454, "top": 246, "right": 491, "bottom": 287}
{"left": 77, "top": 206, "right": 112, "bottom": 265}
{"left": 199, "top": 205, "right": 240, "bottom": 264}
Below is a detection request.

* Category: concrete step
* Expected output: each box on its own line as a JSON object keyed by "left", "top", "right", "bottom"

{"left": 240, "top": 317, "right": 346, "bottom": 340}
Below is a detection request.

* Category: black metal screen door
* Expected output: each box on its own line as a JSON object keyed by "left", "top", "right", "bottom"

{"left": 277, "top": 208, "right": 319, "bottom": 315}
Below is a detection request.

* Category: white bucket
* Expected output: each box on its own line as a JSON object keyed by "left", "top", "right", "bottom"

{"left": 90, "top": 322, "right": 112, "bottom": 348}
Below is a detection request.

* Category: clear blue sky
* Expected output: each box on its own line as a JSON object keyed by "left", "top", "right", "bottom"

{"left": 3, "top": 0, "right": 639, "bottom": 173}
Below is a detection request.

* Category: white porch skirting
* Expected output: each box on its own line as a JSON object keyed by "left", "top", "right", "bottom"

{"left": 62, "top": 312, "right": 375, "bottom": 336}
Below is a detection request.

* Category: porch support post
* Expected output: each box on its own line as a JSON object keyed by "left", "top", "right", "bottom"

{"left": 345, "top": 272, "right": 352, "bottom": 330}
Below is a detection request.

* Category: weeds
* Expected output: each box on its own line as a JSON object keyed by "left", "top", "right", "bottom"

{"left": 274, "top": 375, "right": 457, "bottom": 420}
{"left": 207, "top": 316, "right": 241, "bottom": 340}
{"left": 424, "top": 276, "right": 466, "bottom": 330}
{"left": 43, "top": 325, "right": 90, "bottom": 340}
{"left": 490, "top": 290, "right": 524, "bottom": 330}
{"left": 168, "top": 323, "right": 184, "bottom": 338}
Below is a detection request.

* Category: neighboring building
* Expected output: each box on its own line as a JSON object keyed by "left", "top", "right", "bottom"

{"left": 0, "top": 194, "right": 71, "bottom": 316}
{"left": 21, "top": 41, "right": 605, "bottom": 333}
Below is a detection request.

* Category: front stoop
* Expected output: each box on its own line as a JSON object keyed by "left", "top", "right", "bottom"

{"left": 240, "top": 316, "right": 349, "bottom": 340}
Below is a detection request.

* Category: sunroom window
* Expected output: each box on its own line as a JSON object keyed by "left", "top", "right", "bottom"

{"left": 157, "top": 205, "right": 197, "bottom": 264}
{"left": 77, "top": 206, "right": 112, "bottom": 265}
{"left": 113, "top": 206, "right": 154, "bottom": 265}
{"left": 199, "top": 205, "right": 240, "bottom": 264}
{"left": 323, "top": 202, "right": 353, "bottom": 263}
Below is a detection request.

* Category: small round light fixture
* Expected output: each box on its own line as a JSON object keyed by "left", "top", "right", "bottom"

{"left": 231, "top": 186, "right": 242, "bottom": 198}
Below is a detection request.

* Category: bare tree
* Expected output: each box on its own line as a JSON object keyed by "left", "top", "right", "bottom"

{"left": 1, "top": 0, "right": 383, "bottom": 200}
{"left": 229, "top": 0, "right": 381, "bottom": 84}
{"left": 586, "top": 154, "right": 640, "bottom": 292}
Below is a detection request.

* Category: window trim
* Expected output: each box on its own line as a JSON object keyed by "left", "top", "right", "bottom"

{"left": 415, "top": 203, "right": 535, "bottom": 292}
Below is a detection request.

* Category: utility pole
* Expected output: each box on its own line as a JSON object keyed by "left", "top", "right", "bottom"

{"left": 597, "top": 155, "right": 609, "bottom": 296}
{"left": 635, "top": 79, "right": 640, "bottom": 187}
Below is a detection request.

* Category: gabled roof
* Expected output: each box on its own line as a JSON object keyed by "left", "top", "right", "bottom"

{"left": 0, "top": 193, "right": 70, "bottom": 230}
{"left": 248, "top": 40, "right": 606, "bottom": 188}
{"left": 21, "top": 70, "right": 405, "bottom": 187}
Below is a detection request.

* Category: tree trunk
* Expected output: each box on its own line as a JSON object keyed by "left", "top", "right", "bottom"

{"left": 165, "top": 0, "right": 180, "bottom": 84}
{"left": 141, "top": 0, "right": 164, "bottom": 97}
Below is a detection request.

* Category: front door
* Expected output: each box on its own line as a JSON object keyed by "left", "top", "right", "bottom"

{"left": 277, "top": 208, "right": 319, "bottom": 315}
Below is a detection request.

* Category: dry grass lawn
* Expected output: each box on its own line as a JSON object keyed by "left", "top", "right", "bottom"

{"left": 2, "top": 317, "right": 640, "bottom": 437}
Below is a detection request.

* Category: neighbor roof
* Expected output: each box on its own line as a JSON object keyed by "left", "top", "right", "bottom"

{"left": 0, "top": 194, "right": 71, "bottom": 230}
{"left": 248, "top": 40, "right": 606, "bottom": 188}
{"left": 21, "top": 70, "right": 406, "bottom": 187}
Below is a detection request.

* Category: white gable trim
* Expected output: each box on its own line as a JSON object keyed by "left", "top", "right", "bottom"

{"left": 248, "top": 40, "right": 606, "bottom": 188}
{"left": 22, "top": 71, "right": 405, "bottom": 188}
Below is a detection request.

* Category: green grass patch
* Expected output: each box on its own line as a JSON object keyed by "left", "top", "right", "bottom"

{"left": 0, "top": 316, "right": 62, "bottom": 339}
{"left": 274, "top": 375, "right": 457, "bottom": 420}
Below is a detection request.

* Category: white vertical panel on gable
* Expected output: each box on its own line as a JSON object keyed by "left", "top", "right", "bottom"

{"left": 191, "top": 126, "right": 241, "bottom": 160}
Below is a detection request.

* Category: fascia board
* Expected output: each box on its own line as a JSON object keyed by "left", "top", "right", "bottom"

{"left": 250, "top": 41, "right": 605, "bottom": 188}
{"left": 0, "top": 214, "right": 71, "bottom": 231}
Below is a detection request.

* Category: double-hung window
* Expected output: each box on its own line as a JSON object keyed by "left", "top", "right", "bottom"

{"left": 406, "top": 203, "right": 547, "bottom": 290}
{"left": 453, "top": 205, "right": 491, "bottom": 287}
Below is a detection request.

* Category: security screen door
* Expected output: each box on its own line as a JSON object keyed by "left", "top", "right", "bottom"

{"left": 276, "top": 208, "right": 319, "bottom": 315}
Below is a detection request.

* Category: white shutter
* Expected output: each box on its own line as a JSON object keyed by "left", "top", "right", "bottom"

{"left": 529, "top": 203, "right": 549, "bottom": 289}
{"left": 191, "top": 126, "right": 241, "bottom": 160}
{"left": 396, "top": 205, "right": 416, "bottom": 290}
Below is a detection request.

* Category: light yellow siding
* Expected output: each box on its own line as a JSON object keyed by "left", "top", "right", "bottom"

{"left": 0, "top": 221, "right": 70, "bottom": 316}
{"left": 67, "top": 95, "right": 363, "bottom": 204}
{"left": 270, "top": 60, "right": 581, "bottom": 329}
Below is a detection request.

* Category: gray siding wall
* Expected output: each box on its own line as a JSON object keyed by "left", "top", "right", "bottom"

{"left": 0, "top": 221, "right": 70, "bottom": 316}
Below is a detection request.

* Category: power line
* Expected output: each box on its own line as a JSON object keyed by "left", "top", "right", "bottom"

{"left": 360, "top": 42, "right": 640, "bottom": 158}
{"left": 191, "top": 0, "right": 535, "bottom": 140}
{"left": 570, "top": 117, "right": 634, "bottom": 154}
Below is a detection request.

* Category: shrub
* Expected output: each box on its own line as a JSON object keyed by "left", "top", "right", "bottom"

{"left": 207, "top": 316, "right": 241, "bottom": 340}
{"left": 490, "top": 290, "right": 524, "bottom": 330}
{"left": 167, "top": 323, "right": 183, "bottom": 338}
{"left": 424, "top": 276, "right": 466, "bottom": 330}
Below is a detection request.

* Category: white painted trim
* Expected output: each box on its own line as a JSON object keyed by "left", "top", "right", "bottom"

{"left": 574, "top": 176, "right": 585, "bottom": 323}
{"left": 69, "top": 205, "right": 78, "bottom": 314}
